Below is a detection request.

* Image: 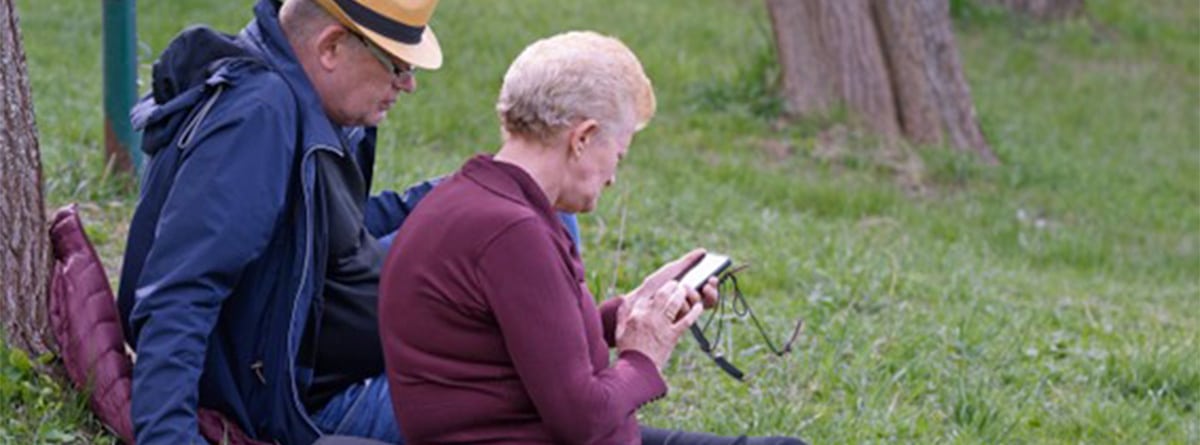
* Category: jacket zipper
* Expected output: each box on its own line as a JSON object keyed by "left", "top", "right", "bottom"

{"left": 284, "top": 143, "right": 342, "bottom": 436}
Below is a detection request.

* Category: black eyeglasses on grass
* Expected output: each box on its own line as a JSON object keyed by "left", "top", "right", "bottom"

{"left": 690, "top": 265, "right": 804, "bottom": 382}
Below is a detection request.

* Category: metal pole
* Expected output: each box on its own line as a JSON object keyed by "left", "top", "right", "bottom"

{"left": 102, "top": 0, "right": 141, "bottom": 173}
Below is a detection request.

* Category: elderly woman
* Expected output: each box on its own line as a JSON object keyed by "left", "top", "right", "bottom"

{"left": 380, "top": 31, "right": 804, "bottom": 445}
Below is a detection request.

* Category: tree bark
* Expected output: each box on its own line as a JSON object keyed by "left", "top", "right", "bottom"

{"left": 923, "top": 0, "right": 995, "bottom": 162}
{"left": 981, "top": 0, "right": 1085, "bottom": 21}
{"left": 767, "top": 0, "right": 901, "bottom": 140}
{"left": 766, "top": 0, "right": 834, "bottom": 118}
{"left": 1, "top": 0, "right": 53, "bottom": 358}
{"left": 872, "top": 1, "right": 943, "bottom": 146}
{"left": 767, "top": 0, "right": 997, "bottom": 163}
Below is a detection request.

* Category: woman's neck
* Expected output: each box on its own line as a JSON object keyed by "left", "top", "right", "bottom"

{"left": 493, "top": 138, "right": 565, "bottom": 207}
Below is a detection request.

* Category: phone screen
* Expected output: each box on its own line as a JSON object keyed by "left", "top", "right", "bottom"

{"left": 678, "top": 253, "right": 732, "bottom": 291}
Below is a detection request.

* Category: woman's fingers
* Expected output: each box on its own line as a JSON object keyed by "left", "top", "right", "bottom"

{"left": 685, "top": 287, "right": 701, "bottom": 307}
{"left": 641, "top": 249, "right": 706, "bottom": 292}
{"left": 664, "top": 283, "right": 689, "bottom": 320}
{"left": 674, "top": 299, "right": 705, "bottom": 328}
{"left": 646, "top": 280, "right": 700, "bottom": 323}
{"left": 653, "top": 280, "right": 681, "bottom": 299}
{"left": 665, "top": 249, "right": 706, "bottom": 275}
{"left": 700, "top": 277, "right": 720, "bottom": 308}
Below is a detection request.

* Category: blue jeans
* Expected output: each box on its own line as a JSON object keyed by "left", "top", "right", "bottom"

{"left": 311, "top": 375, "right": 403, "bottom": 443}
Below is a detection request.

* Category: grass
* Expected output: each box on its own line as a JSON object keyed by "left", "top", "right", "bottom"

{"left": 5, "top": 0, "right": 1198, "bottom": 443}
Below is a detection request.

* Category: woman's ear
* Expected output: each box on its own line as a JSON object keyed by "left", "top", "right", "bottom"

{"left": 569, "top": 119, "right": 600, "bottom": 158}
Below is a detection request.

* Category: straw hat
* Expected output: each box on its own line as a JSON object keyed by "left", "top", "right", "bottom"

{"left": 311, "top": 0, "right": 443, "bottom": 69}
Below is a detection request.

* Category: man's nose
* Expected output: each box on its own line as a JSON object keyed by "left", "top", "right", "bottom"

{"left": 395, "top": 74, "right": 416, "bottom": 93}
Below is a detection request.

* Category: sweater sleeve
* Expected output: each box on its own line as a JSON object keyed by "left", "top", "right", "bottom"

{"left": 598, "top": 298, "right": 624, "bottom": 348}
{"left": 477, "top": 218, "right": 666, "bottom": 444}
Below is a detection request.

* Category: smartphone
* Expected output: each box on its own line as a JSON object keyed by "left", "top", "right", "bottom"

{"left": 676, "top": 253, "right": 732, "bottom": 292}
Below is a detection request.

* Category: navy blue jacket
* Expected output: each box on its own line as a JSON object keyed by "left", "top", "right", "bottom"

{"left": 117, "top": 1, "right": 420, "bottom": 443}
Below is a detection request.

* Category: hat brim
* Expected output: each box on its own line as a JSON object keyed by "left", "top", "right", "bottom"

{"left": 359, "top": 24, "right": 442, "bottom": 70}
{"left": 311, "top": 0, "right": 443, "bottom": 70}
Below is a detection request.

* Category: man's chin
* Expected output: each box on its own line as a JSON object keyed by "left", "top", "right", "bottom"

{"left": 365, "top": 111, "right": 388, "bottom": 127}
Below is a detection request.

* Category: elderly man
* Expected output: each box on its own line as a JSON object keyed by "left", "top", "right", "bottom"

{"left": 116, "top": 0, "right": 441, "bottom": 443}
{"left": 380, "top": 31, "right": 805, "bottom": 445}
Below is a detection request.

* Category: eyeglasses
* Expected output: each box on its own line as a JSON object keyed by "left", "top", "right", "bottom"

{"left": 348, "top": 30, "right": 415, "bottom": 80}
{"left": 690, "top": 265, "right": 804, "bottom": 382}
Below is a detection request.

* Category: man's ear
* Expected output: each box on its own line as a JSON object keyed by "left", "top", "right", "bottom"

{"left": 312, "top": 25, "right": 349, "bottom": 71}
{"left": 568, "top": 119, "right": 600, "bottom": 158}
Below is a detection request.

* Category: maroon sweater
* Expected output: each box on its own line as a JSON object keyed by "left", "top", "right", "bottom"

{"left": 380, "top": 155, "right": 666, "bottom": 444}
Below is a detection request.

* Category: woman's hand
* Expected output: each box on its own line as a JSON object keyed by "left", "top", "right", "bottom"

{"left": 624, "top": 249, "right": 705, "bottom": 303}
{"left": 615, "top": 280, "right": 705, "bottom": 370}
{"left": 625, "top": 249, "right": 721, "bottom": 313}
{"left": 693, "top": 276, "right": 720, "bottom": 310}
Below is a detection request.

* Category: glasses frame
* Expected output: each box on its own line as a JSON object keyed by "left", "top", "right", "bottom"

{"left": 690, "top": 266, "right": 804, "bottom": 382}
{"left": 347, "top": 29, "right": 415, "bottom": 80}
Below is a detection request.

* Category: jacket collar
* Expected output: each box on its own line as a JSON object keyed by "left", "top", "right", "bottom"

{"left": 242, "top": 0, "right": 347, "bottom": 153}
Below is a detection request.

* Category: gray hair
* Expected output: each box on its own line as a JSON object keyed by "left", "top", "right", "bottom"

{"left": 279, "top": 0, "right": 338, "bottom": 43}
{"left": 496, "top": 31, "right": 656, "bottom": 143}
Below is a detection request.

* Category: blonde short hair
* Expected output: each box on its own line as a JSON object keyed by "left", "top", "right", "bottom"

{"left": 496, "top": 31, "right": 656, "bottom": 143}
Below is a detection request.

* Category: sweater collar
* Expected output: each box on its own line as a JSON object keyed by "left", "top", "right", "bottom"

{"left": 461, "top": 154, "right": 569, "bottom": 231}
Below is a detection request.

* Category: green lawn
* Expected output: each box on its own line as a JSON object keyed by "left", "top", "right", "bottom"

{"left": 4, "top": 0, "right": 1197, "bottom": 443}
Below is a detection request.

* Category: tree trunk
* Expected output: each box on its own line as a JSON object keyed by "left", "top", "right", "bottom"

{"left": 767, "top": 0, "right": 901, "bottom": 140}
{"left": 1, "top": 0, "right": 53, "bottom": 359}
{"left": 767, "top": 0, "right": 997, "bottom": 163}
{"left": 981, "top": 0, "right": 1085, "bottom": 21}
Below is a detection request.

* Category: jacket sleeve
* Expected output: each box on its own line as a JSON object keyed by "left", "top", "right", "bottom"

{"left": 477, "top": 218, "right": 667, "bottom": 444}
{"left": 364, "top": 177, "right": 442, "bottom": 238}
{"left": 128, "top": 96, "right": 295, "bottom": 444}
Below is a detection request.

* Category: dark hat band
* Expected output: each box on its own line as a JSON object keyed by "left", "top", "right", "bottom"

{"left": 333, "top": 0, "right": 425, "bottom": 44}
